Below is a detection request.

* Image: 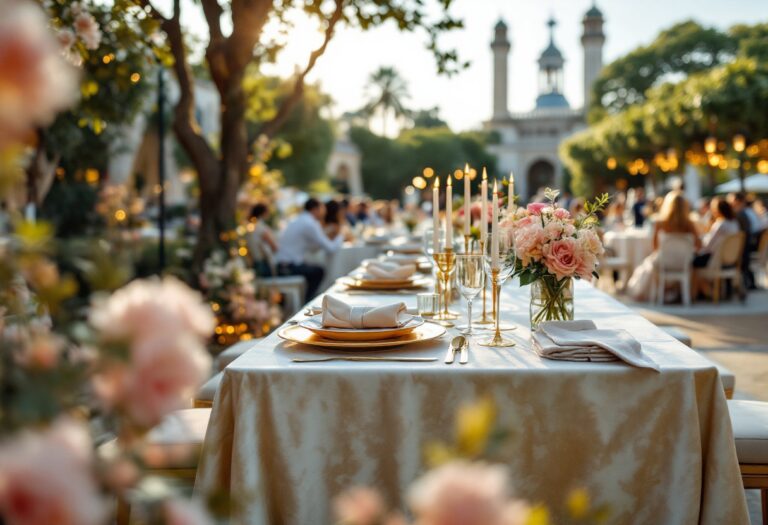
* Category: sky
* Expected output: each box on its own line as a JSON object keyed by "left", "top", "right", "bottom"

{"left": 173, "top": 0, "right": 767, "bottom": 132}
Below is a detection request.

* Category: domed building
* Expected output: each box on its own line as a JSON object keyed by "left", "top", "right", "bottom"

{"left": 486, "top": 5, "right": 606, "bottom": 200}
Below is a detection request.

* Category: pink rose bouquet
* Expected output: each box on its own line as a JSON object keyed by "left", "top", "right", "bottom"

{"left": 500, "top": 189, "right": 609, "bottom": 327}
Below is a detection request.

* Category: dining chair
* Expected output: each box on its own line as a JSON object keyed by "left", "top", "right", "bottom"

{"left": 100, "top": 408, "right": 212, "bottom": 525}
{"left": 699, "top": 232, "right": 746, "bottom": 303}
{"left": 249, "top": 234, "right": 307, "bottom": 316}
{"left": 751, "top": 229, "right": 768, "bottom": 288}
{"left": 727, "top": 400, "right": 768, "bottom": 525}
{"left": 653, "top": 233, "right": 695, "bottom": 306}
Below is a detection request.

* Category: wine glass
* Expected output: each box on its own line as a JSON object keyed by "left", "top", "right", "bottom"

{"left": 456, "top": 254, "right": 484, "bottom": 335}
{"left": 479, "top": 230, "right": 516, "bottom": 347}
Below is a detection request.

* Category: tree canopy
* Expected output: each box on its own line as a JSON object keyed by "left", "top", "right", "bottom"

{"left": 563, "top": 21, "right": 768, "bottom": 196}
{"left": 351, "top": 126, "right": 496, "bottom": 199}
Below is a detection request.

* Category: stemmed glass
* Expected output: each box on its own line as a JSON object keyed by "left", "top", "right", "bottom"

{"left": 456, "top": 254, "right": 484, "bottom": 335}
{"left": 479, "top": 231, "right": 516, "bottom": 347}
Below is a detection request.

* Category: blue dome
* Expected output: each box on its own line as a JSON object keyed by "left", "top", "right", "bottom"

{"left": 536, "top": 92, "right": 570, "bottom": 109}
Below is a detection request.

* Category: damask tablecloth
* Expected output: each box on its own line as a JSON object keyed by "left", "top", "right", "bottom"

{"left": 196, "top": 280, "right": 748, "bottom": 524}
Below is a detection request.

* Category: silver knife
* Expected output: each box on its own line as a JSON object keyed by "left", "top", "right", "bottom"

{"left": 292, "top": 357, "right": 437, "bottom": 363}
{"left": 459, "top": 340, "right": 469, "bottom": 365}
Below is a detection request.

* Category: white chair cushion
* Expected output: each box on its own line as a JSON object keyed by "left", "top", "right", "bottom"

{"left": 215, "top": 340, "right": 258, "bottom": 371}
{"left": 100, "top": 408, "right": 211, "bottom": 470}
{"left": 196, "top": 372, "right": 222, "bottom": 403}
{"left": 728, "top": 400, "right": 768, "bottom": 464}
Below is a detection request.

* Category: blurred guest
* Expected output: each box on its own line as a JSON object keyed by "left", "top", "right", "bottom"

{"left": 692, "top": 197, "right": 740, "bottom": 299}
{"left": 604, "top": 199, "right": 626, "bottom": 231}
{"left": 627, "top": 191, "right": 700, "bottom": 300}
{"left": 754, "top": 199, "right": 768, "bottom": 231}
{"left": 324, "top": 199, "right": 354, "bottom": 241}
{"left": 728, "top": 192, "right": 754, "bottom": 289}
{"left": 246, "top": 203, "right": 279, "bottom": 276}
{"left": 275, "top": 198, "right": 342, "bottom": 301}
{"left": 632, "top": 187, "right": 648, "bottom": 227}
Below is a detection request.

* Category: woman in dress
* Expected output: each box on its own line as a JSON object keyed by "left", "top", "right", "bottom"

{"left": 691, "top": 197, "right": 740, "bottom": 299}
{"left": 626, "top": 191, "right": 700, "bottom": 300}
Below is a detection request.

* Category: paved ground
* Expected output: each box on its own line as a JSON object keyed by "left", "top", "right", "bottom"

{"left": 618, "top": 288, "right": 768, "bottom": 523}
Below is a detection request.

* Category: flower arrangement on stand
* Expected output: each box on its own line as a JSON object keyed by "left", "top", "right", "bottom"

{"left": 500, "top": 189, "right": 609, "bottom": 329}
{"left": 201, "top": 251, "right": 275, "bottom": 346}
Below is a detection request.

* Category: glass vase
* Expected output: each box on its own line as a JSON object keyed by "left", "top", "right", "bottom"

{"left": 529, "top": 276, "right": 574, "bottom": 330}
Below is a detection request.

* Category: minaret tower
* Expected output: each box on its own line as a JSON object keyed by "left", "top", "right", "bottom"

{"left": 491, "top": 19, "right": 511, "bottom": 120}
{"left": 581, "top": 3, "right": 605, "bottom": 108}
{"left": 535, "top": 17, "right": 568, "bottom": 109}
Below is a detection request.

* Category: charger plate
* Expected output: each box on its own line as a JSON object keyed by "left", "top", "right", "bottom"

{"left": 299, "top": 315, "right": 424, "bottom": 341}
{"left": 277, "top": 322, "right": 445, "bottom": 350}
{"left": 340, "top": 276, "right": 430, "bottom": 291}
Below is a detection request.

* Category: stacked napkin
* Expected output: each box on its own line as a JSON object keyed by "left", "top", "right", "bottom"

{"left": 381, "top": 254, "right": 422, "bottom": 265}
{"left": 363, "top": 261, "right": 416, "bottom": 280}
{"left": 321, "top": 295, "right": 412, "bottom": 329}
{"left": 532, "top": 320, "right": 659, "bottom": 371}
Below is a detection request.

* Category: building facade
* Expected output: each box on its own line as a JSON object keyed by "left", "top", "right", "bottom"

{"left": 486, "top": 5, "right": 605, "bottom": 201}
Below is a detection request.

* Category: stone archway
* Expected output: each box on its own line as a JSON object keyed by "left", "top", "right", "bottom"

{"left": 526, "top": 159, "right": 555, "bottom": 200}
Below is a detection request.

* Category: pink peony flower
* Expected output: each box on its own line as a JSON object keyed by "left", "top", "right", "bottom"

{"left": 90, "top": 277, "right": 215, "bottom": 344}
{"left": 542, "top": 237, "right": 582, "bottom": 280}
{"left": 553, "top": 208, "right": 570, "bottom": 220}
{"left": 56, "top": 29, "right": 75, "bottom": 50}
{"left": 526, "top": 202, "right": 547, "bottom": 215}
{"left": 74, "top": 12, "right": 101, "bottom": 50}
{"left": 333, "top": 486, "right": 386, "bottom": 525}
{"left": 164, "top": 498, "right": 215, "bottom": 525}
{"left": 408, "top": 461, "right": 509, "bottom": 525}
{"left": 512, "top": 222, "right": 546, "bottom": 266}
{"left": 0, "top": 418, "right": 106, "bottom": 525}
{"left": 106, "top": 333, "right": 211, "bottom": 428}
{"left": 0, "top": 2, "right": 79, "bottom": 149}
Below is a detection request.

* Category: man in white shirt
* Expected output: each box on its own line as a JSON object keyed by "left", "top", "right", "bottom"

{"left": 275, "top": 198, "right": 343, "bottom": 301}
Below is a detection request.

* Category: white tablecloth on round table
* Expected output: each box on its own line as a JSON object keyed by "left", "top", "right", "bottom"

{"left": 196, "top": 280, "right": 748, "bottom": 525}
{"left": 604, "top": 228, "right": 654, "bottom": 271}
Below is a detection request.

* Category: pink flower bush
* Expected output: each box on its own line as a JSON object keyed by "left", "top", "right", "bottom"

{"left": 0, "top": 1, "right": 78, "bottom": 149}
{"left": 90, "top": 277, "right": 214, "bottom": 427}
{"left": 73, "top": 12, "right": 101, "bottom": 50}
{"left": 503, "top": 191, "right": 607, "bottom": 284}
{"left": 0, "top": 418, "right": 106, "bottom": 525}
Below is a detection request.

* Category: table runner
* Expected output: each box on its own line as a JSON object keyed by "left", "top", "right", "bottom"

{"left": 196, "top": 279, "right": 749, "bottom": 524}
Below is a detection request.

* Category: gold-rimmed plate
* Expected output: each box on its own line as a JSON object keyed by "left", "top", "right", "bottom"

{"left": 340, "top": 276, "right": 430, "bottom": 290}
{"left": 349, "top": 273, "right": 417, "bottom": 287}
{"left": 298, "top": 315, "right": 424, "bottom": 341}
{"left": 277, "top": 322, "right": 446, "bottom": 350}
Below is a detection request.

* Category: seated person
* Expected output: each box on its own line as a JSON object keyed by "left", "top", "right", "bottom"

{"left": 275, "top": 198, "right": 343, "bottom": 301}
{"left": 245, "top": 203, "right": 278, "bottom": 276}
{"left": 626, "top": 191, "right": 700, "bottom": 301}
{"left": 324, "top": 199, "right": 354, "bottom": 242}
{"left": 692, "top": 197, "right": 740, "bottom": 299}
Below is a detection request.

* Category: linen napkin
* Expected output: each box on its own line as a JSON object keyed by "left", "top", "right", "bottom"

{"left": 321, "top": 295, "right": 412, "bottom": 329}
{"left": 381, "top": 254, "right": 422, "bottom": 265}
{"left": 532, "top": 320, "right": 659, "bottom": 371}
{"left": 363, "top": 261, "right": 416, "bottom": 280}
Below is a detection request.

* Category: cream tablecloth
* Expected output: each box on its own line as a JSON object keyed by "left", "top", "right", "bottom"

{"left": 196, "top": 280, "right": 748, "bottom": 525}
{"left": 604, "top": 228, "right": 654, "bottom": 272}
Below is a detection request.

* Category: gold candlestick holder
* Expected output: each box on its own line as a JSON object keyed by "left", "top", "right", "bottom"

{"left": 479, "top": 268, "right": 515, "bottom": 347}
{"left": 475, "top": 239, "right": 493, "bottom": 325}
{"left": 433, "top": 250, "right": 458, "bottom": 325}
{"left": 463, "top": 234, "right": 472, "bottom": 254}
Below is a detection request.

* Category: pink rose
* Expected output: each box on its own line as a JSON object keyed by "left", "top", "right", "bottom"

{"left": 333, "top": 487, "right": 385, "bottom": 525}
{"left": 0, "top": 419, "right": 106, "bottom": 525}
{"left": 408, "top": 461, "right": 509, "bottom": 525}
{"left": 74, "top": 12, "right": 101, "bottom": 50}
{"left": 542, "top": 238, "right": 582, "bottom": 280}
{"left": 553, "top": 208, "right": 570, "bottom": 220}
{"left": 0, "top": 2, "right": 78, "bottom": 149}
{"left": 526, "top": 203, "right": 547, "bottom": 215}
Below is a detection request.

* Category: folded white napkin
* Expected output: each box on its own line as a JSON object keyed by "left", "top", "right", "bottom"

{"left": 321, "top": 295, "right": 412, "bottom": 329}
{"left": 363, "top": 261, "right": 416, "bottom": 280}
{"left": 532, "top": 320, "right": 659, "bottom": 371}
{"left": 381, "top": 254, "right": 422, "bottom": 265}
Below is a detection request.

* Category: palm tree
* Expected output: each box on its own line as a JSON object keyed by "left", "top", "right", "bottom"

{"left": 362, "top": 66, "right": 410, "bottom": 136}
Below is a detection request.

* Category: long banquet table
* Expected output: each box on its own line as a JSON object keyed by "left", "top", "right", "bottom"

{"left": 196, "top": 278, "right": 749, "bottom": 524}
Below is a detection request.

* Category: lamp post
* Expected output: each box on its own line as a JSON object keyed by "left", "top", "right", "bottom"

{"left": 733, "top": 134, "right": 746, "bottom": 193}
{"left": 157, "top": 65, "right": 166, "bottom": 274}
